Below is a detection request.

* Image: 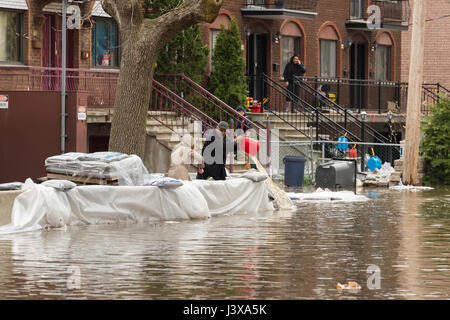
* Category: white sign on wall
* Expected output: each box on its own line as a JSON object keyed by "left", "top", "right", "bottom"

{"left": 0, "top": 95, "right": 9, "bottom": 109}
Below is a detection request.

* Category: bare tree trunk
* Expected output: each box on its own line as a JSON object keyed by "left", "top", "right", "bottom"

{"left": 101, "top": 0, "right": 223, "bottom": 158}
{"left": 108, "top": 33, "right": 156, "bottom": 156}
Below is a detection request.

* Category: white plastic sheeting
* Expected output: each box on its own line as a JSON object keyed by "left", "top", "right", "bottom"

{"left": 287, "top": 188, "right": 369, "bottom": 202}
{"left": 45, "top": 152, "right": 148, "bottom": 186}
{"left": 0, "top": 178, "right": 274, "bottom": 234}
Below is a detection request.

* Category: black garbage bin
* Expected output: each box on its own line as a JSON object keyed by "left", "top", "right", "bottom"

{"left": 283, "top": 156, "right": 306, "bottom": 187}
{"left": 315, "top": 160, "right": 356, "bottom": 190}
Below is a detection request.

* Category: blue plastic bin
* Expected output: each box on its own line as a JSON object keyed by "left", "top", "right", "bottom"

{"left": 283, "top": 156, "right": 306, "bottom": 187}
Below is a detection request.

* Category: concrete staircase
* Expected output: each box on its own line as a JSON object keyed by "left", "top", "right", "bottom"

{"left": 146, "top": 111, "right": 249, "bottom": 173}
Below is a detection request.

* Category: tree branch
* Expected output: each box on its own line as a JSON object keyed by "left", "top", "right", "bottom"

{"left": 101, "top": 0, "right": 143, "bottom": 28}
{"left": 142, "top": 0, "right": 223, "bottom": 49}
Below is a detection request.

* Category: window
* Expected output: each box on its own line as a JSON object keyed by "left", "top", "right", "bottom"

{"left": 0, "top": 10, "right": 23, "bottom": 63}
{"left": 376, "top": 45, "right": 392, "bottom": 81}
{"left": 209, "top": 29, "right": 220, "bottom": 73}
{"left": 281, "top": 36, "right": 301, "bottom": 75}
{"left": 350, "top": 0, "right": 364, "bottom": 19}
{"left": 91, "top": 18, "right": 120, "bottom": 67}
{"left": 319, "top": 39, "right": 337, "bottom": 78}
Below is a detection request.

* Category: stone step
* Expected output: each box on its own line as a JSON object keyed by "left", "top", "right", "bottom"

{"left": 390, "top": 172, "right": 402, "bottom": 182}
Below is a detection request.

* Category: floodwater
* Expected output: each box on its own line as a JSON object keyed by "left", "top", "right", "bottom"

{"left": 0, "top": 187, "right": 449, "bottom": 300}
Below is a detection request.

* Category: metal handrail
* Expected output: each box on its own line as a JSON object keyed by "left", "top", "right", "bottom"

{"left": 261, "top": 74, "right": 360, "bottom": 142}
{"left": 294, "top": 76, "right": 390, "bottom": 144}
{"left": 155, "top": 73, "right": 264, "bottom": 132}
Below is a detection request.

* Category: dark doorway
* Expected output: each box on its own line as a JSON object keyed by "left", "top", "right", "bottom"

{"left": 350, "top": 42, "right": 367, "bottom": 111}
{"left": 247, "top": 33, "right": 268, "bottom": 103}
{"left": 89, "top": 135, "right": 110, "bottom": 153}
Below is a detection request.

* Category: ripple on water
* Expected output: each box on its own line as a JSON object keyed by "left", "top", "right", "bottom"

{"left": 0, "top": 188, "right": 449, "bottom": 299}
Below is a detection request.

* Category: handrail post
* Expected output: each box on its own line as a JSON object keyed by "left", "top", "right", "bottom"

{"left": 378, "top": 80, "right": 382, "bottom": 114}
{"left": 315, "top": 107, "right": 319, "bottom": 141}
{"left": 344, "top": 109, "right": 348, "bottom": 129}
{"left": 337, "top": 76, "right": 341, "bottom": 105}
{"left": 361, "top": 115, "right": 366, "bottom": 172}
{"left": 266, "top": 114, "right": 271, "bottom": 173}
{"left": 314, "top": 76, "right": 318, "bottom": 109}
{"left": 260, "top": 73, "right": 264, "bottom": 112}
{"left": 230, "top": 119, "right": 234, "bottom": 173}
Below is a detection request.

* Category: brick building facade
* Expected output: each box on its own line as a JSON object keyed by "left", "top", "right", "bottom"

{"left": 0, "top": 0, "right": 414, "bottom": 111}
{"left": 401, "top": 0, "right": 450, "bottom": 90}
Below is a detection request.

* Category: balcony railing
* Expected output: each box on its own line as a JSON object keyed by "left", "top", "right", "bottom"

{"left": 243, "top": 0, "right": 317, "bottom": 11}
{"left": 347, "top": 0, "right": 410, "bottom": 29}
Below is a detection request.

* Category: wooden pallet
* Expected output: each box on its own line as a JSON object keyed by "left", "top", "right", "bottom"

{"left": 45, "top": 173, "right": 119, "bottom": 186}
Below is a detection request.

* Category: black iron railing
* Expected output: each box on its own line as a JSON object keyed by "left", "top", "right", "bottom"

{"left": 242, "top": 0, "right": 317, "bottom": 10}
{"left": 348, "top": 0, "right": 410, "bottom": 24}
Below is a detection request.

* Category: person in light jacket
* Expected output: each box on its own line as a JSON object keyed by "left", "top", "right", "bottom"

{"left": 168, "top": 134, "right": 203, "bottom": 181}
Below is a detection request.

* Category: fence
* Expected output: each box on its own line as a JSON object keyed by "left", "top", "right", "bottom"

{"left": 0, "top": 66, "right": 119, "bottom": 108}
{"left": 259, "top": 74, "right": 445, "bottom": 115}
{"left": 272, "top": 139, "right": 401, "bottom": 185}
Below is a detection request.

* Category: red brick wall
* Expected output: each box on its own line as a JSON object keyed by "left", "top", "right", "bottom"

{"left": 201, "top": 0, "right": 403, "bottom": 82}
{"left": 401, "top": 0, "right": 450, "bottom": 89}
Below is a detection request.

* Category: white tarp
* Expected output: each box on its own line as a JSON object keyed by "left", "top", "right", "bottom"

{"left": 287, "top": 188, "right": 369, "bottom": 202}
{"left": 45, "top": 152, "right": 148, "bottom": 186}
{"left": 0, "top": 177, "right": 274, "bottom": 234}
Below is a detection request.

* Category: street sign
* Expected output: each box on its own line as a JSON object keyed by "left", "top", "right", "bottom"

{"left": 0, "top": 95, "right": 9, "bottom": 109}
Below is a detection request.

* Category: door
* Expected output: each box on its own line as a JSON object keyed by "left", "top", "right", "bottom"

{"left": 247, "top": 33, "right": 268, "bottom": 103}
{"left": 42, "top": 14, "right": 75, "bottom": 91}
{"left": 350, "top": 42, "right": 367, "bottom": 110}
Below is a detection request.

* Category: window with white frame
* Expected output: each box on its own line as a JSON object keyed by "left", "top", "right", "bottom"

{"left": 376, "top": 45, "right": 392, "bottom": 81}
{"left": 350, "top": 0, "right": 364, "bottom": 19}
{"left": 281, "top": 36, "right": 301, "bottom": 76}
{"left": 91, "top": 18, "right": 120, "bottom": 67}
{"left": 0, "top": 10, "right": 23, "bottom": 63}
{"left": 319, "top": 39, "right": 337, "bottom": 78}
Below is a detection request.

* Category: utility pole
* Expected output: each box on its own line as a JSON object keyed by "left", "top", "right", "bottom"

{"left": 403, "top": 0, "right": 426, "bottom": 185}
{"left": 61, "top": 0, "right": 68, "bottom": 154}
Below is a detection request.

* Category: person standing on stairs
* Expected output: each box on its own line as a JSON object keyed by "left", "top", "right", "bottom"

{"left": 283, "top": 54, "right": 306, "bottom": 113}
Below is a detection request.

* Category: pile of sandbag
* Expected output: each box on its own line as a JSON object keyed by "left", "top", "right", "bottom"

{"left": 45, "top": 152, "right": 148, "bottom": 186}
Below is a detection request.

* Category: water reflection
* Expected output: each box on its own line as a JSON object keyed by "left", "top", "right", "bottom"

{"left": 0, "top": 187, "right": 448, "bottom": 299}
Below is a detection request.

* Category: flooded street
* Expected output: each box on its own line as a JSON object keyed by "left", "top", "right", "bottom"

{"left": 0, "top": 187, "right": 449, "bottom": 300}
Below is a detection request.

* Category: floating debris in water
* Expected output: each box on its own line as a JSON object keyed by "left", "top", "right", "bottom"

{"left": 336, "top": 281, "right": 361, "bottom": 293}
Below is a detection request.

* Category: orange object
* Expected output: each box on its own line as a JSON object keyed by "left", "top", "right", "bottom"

{"left": 349, "top": 144, "right": 357, "bottom": 158}
{"left": 239, "top": 137, "right": 260, "bottom": 157}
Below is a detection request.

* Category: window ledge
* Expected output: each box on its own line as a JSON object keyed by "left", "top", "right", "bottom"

{"left": 0, "top": 63, "right": 27, "bottom": 69}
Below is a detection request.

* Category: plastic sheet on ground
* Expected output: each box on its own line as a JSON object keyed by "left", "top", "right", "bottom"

{"left": 287, "top": 188, "right": 369, "bottom": 202}
{"left": 0, "top": 177, "right": 274, "bottom": 234}
{"left": 45, "top": 152, "right": 148, "bottom": 186}
{"left": 365, "top": 162, "right": 395, "bottom": 181}
{"left": 389, "top": 181, "right": 434, "bottom": 192}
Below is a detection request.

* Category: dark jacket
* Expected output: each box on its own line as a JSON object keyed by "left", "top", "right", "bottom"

{"left": 198, "top": 129, "right": 237, "bottom": 181}
{"left": 283, "top": 62, "right": 306, "bottom": 84}
{"left": 236, "top": 114, "right": 252, "bottom": 135}
{"left": 283, "top": 62, "right": 306, "bottom": 101}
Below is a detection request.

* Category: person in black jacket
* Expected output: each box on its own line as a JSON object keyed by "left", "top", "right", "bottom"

{"left": 235, "top": 106, "right": 252, "bottom": 136}
{"left": 196, "top": 121, "right": 239, "bottom": 181}
{"left": 283, "top": 54, "right": 306, "bottom": 112}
